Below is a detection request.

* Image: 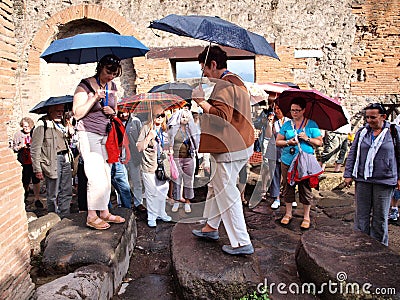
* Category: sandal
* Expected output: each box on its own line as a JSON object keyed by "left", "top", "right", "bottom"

{"left": 86, "top": 216, "right": 110, "bottom": 230}
{"left": 300, "top": 219, "right": 311, "bottom": 230}
{"left": 100, "top": 213, "right": 125, "bottom": 224}
{"left": 280, "top": 215, "right": 292, "bottom": 225}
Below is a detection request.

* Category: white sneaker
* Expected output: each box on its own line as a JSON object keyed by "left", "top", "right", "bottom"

{"left": 271, "top": 199, "right": 280, "bottom": 209}
{"left": 172, "top": 202, "right": 180, "bottom": 212}
{"left": 292, "top": 201, "right": 298, "bottom": 208}
{"left": 184, "top": 203, "right": 191, "bottom": 213}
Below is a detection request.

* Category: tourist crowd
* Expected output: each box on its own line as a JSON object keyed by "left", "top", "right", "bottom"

{"left": 12, "top": 49, "right": 400, "bottom": 255}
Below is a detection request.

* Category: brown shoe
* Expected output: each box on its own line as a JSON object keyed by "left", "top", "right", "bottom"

{"left": 300, "top": 219, "right": 311, "bottom": 230}
{"left": 135, "top": 204, "right": 147, "bottom": 212}
{"left": 280, "top": 215, "right": 292, "bottom": 225}
{"left": 86, "top": 216, "right": 110, "bottom": 230}
{"left": 100, "top": 213, "right": 125, "bottom": 224}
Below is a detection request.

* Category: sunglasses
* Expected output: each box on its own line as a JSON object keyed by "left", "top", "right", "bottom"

{"left": 103, "top": 56, "right": 121, "bottom": 65}
{"left": 365, "top": 115, "right": 382, "bottom": 120}
{"left": 366, "top": 102, "right": 386, "bottom": 114}
{"left": 155, "top": 113, "right": 165, "bottom": 118}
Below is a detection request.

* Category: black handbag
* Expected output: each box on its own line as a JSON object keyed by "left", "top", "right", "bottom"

{"left": 155, "top": 159, "right": 168, "bottom": 181}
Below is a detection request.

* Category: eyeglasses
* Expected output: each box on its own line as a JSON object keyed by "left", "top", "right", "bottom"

{"left": 155, "top": 113, "right": 165, "bottom": 118}
{"left": 290, "top": 109, "right": 303, "bottom": 113}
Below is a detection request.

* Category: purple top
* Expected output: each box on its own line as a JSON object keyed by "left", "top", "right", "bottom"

{"left": 76, "top": 79, "right": 117, "bottom": 136}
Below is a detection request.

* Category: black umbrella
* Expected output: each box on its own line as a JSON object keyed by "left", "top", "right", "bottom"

{"left": 149, "top": 14, "right": 279, "bottom": 59}
{"left": 148, "top": 82, "right": 193, "bottom": 100}
{"left": 30, "top": 95, "right": 74, "bottom": 114}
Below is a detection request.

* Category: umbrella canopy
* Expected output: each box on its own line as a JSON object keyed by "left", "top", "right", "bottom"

{"left": 40, "top": 32, "right": 149, "bottom": 64}
{"left": 244, "top": 82, "right": 269, "bottom": 105}
{"left": 148, "top": 82, "right": 193, "bottom": 100}
{"left": 117, "top": 92, "right": 186, "bottom": 114}
{"left": 276, "top": 89, "right": 349, "bottom": 131}
{"left": 29, "top": 95, "right": 74, "bottom": 114}
{"left": 149, "top": 14, "right": 279, "bottom": 59}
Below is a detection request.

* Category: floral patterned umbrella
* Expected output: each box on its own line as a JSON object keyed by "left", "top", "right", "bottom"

{"left": 117, "top": 92, "right": 187, "bottom": 114}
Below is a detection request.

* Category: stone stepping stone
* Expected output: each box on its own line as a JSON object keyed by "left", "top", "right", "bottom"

{"left": 296, "top": 226, "right": 400, "bottom": 299}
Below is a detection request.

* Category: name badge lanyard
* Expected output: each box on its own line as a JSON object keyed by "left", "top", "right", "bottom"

{"left": 96, "top": 77, "right": 109, "bottom": 106}
{"left": 156, "top": 128, "right": 164, "bottom": 148}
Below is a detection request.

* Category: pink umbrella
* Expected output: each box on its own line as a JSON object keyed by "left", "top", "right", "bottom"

{"left": 276, "top": 89, "right": 349, "bottom": 131}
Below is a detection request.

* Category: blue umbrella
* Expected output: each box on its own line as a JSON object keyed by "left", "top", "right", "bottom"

{"left": 149, "top": 14, "right": 279, "bottom": 59}
{"left": 148, "top": 82, "right": 193, "bottom": 100}
{"left": 30, "top": 95, "right": 74, "bottom": 114}
{"left": 40, "top": 32, "right": 149, "bottom": 64}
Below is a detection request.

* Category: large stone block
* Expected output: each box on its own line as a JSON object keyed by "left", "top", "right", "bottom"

{"left": 41, "top": 209, "right": 136, "bottom": 293}
{"left": 32, "top": 265, "right": 113, "bottom": 300}
{"left": 171, "top": 223, "right": 261, "bottom": 299}
{"left": 296, "top": 226, "right": 400, "bottom": 299}
{"left": 28, "top": 212, "right": 61, "bottom": 256}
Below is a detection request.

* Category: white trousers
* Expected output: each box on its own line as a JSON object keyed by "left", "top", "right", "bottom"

{"left": 78, "top": 131, "right": 111, "bottom": 211}
{"left": 142, "top": 172, "right": 169, "bottom": 221}
{"left": 204, "top": 158, "right": 251, "bottom": 247}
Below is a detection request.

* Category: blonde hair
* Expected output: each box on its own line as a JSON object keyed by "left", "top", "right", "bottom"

{"left": 20, "top": 117, "right": 34, "bottom": 128}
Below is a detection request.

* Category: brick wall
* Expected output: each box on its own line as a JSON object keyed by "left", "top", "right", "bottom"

{"left": 350, "top": 0, "right": 400, "bottom": 96}
{"left": 0, "top": 1, "right": 35, "bottom": 299}
{"left": 8, "top": 0, "right": 399, "bottom": 137}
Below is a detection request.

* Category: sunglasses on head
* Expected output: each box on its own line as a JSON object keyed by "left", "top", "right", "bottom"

{"left": 103, "top": 56, "right": 121, "bottom": 65}
{"left": 155, "top": 113, "right": 165, "bottom": 118}
{"left": 366, "top": 102, "right": 386, "bottom": 114}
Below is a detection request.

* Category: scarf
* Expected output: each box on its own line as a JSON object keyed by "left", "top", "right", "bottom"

{"left": 352, "top": 127, "right": 388, "bottom": 179}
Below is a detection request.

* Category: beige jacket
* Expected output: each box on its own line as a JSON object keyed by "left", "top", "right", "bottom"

{"left": 30, "top": 118, "right": 67, "bottom": 179}
{"left": 198, "top": 78, "right": 254, "bottom": 154}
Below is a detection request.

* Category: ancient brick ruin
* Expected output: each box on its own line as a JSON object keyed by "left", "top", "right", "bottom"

{"left": 1, "top": 0, "right": 399, "bottom": 298}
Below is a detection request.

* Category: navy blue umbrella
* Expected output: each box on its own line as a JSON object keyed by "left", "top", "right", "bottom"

{"left": 149, "top": 14, "right": 279, "bottom": 59}
{"left": 148, "top": 82, "right": 193, "bottom": 100}
{"left": 30, "top": 95, "right": 74, "bottom": 114}
{"left": 40, "top": 32, "right": 149, "bottom": 64}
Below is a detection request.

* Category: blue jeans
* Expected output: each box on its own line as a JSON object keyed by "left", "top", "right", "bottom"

{"left": 354, "top": 181, "right": 393, "bottom": 246}
{"left": 111, "top": 162, "right": 132, "bottom": 209}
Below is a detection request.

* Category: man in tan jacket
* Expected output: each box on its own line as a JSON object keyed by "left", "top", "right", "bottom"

{"left": 31, "top": 104, "right": 72, "bottom": 218}
{"left": 191, "top": 46, "right": 254, "bottom": 255}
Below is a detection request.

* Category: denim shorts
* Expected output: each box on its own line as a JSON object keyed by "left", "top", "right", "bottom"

{"left": 393, "top": 189, "right": 400, "bottom": 200}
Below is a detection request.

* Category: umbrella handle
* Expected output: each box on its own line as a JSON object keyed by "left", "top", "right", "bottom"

{"left": 199, "top": 42, "right": 212, "bottom": 85}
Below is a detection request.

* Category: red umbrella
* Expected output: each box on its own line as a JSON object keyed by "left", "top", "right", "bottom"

{"left": 276, "top": 89, "right": 349, "bottom": 131}
{"left": 117, "top": 92, "right": 187, "bottom": 114}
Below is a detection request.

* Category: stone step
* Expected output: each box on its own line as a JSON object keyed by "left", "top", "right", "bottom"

{"left": 296, "top": 226, "right": 400, "bottom": 299}
{"left": 32, "top": 208, "right": 136, "bottom": 299}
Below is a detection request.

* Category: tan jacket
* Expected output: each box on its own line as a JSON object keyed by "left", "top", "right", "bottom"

{"left": 30, "top": 118, "right": 67, "bottom": 179}
{"left": 198, "top": 78, "right": 254, "bottom": 154}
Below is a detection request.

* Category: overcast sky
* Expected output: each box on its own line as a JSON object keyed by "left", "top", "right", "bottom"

{"left": 176, "top": 59, "right": 254, "bottom": 82}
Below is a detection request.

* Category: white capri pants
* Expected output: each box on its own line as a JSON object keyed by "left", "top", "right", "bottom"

{"left": 78, "top": 131, "right": 111, "bottom": 211}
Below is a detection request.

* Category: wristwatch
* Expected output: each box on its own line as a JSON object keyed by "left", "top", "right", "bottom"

{"left": 307, "top": 137, "right": 311, "bottom": 142}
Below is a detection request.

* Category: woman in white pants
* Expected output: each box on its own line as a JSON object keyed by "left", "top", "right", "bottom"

{"left": 136, "top": 105, "right": 172, "bottom": 228}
